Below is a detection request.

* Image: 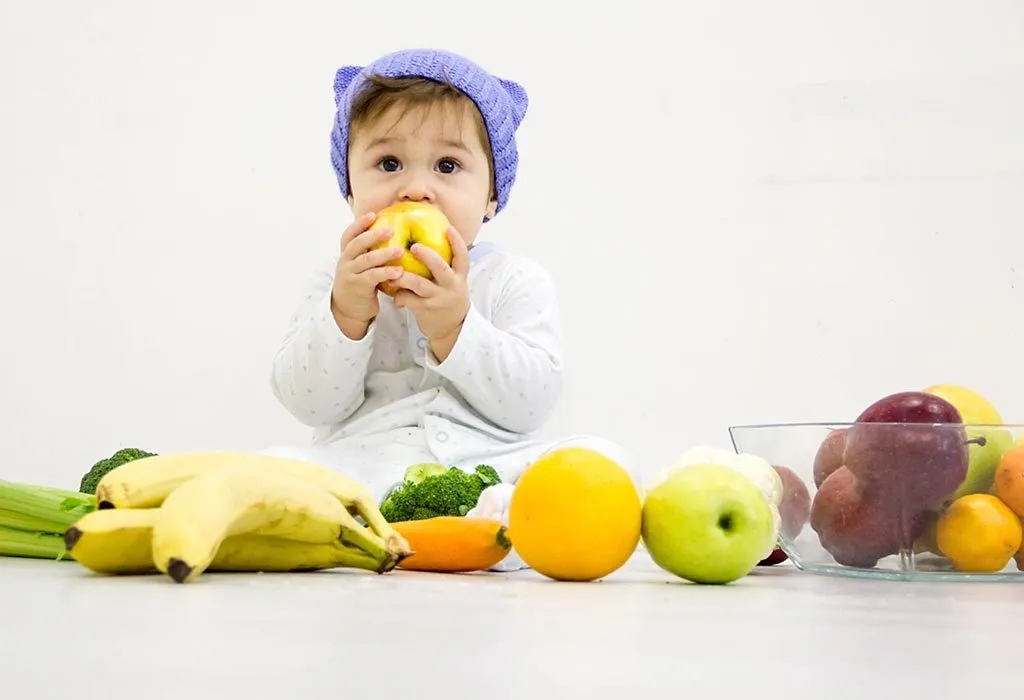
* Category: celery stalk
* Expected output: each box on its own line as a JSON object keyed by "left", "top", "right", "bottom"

{"left": 0, "top": 480, "right": 97, "bottom": 534}
{"left": 0, "top": 508, "right": 71, "bottom": 533}
{"left": 36, "top": 484, "right": 97, "bottom": 500}
{"left": 0, "top": 525, "right": 70, "bottom": 560}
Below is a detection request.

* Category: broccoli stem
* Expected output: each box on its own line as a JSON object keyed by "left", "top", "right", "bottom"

{"left": 0, "top": 481, "right": 97, "bottom": 535}
{"left": 0, "top": 525, "right": 70, "bottom": 560}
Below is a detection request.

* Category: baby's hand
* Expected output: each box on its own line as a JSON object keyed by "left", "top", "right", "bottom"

{"left": 390, "top": 226, "right": 471, "bottom": 360}
{"left": 330, "top": 212, "right": 405, "bottom": 339}
{"left": 466, "top": 483, "right": 529, "bottom": 572}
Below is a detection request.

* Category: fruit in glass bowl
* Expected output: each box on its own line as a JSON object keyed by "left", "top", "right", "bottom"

{"left": 728, "top": 385, "right": 1024, "bottom": 581}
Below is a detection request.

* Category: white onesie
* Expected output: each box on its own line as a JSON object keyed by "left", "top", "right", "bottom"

{"left": 260, "top": 241, "right": 638, "bottom": 570}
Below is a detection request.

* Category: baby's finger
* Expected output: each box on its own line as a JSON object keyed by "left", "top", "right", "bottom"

{"left": 392, "top": 289, "right": 419, "bottom": 310}
{"left": 343, "top": 226, "right": 394, "bottom": 262}
{"left": 350, "top": 245, "right": 405, "bottom": 273}
{"left": 390, "top": 271, "right": 437, "bottom": 297}
{"left": 409, "top": 244, "right": 455, "bottom": 287}
{"left": 339, "top": 212, "right": 377, "bottom": 251}
{"left": 447, "top": 227, "right": 471, "bottom": 278}
{"left": 363, "top": 265, "right": 405, "bottom": 287}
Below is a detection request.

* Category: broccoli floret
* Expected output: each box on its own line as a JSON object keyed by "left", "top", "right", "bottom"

{"left": 411, "top": 506, "right": 440, "bottom": 521}
{"left": 403, "top": 463, "right": 448, "bottom": 485}
{"left": 379, "top": 464, "right": 502, "bottom": 522}
{"left": 473, "top": 464, "right": 501, "bottom": 487}
{"left": 79, "top": 448, "right": 156, "bottom": 495}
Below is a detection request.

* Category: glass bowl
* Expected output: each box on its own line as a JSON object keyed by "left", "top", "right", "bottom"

{"left": 728, "top": 421, "right": 1024, "bottom": 581}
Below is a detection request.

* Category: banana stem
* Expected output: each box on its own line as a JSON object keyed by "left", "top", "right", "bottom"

{"left": 338, "top": 516, "right": 396, "bottom": 566}
{"left": 331, "top": 543, "right": 399, "bottom": 574}
{"left": 350, "top": 499, "right": 413, "bottom": 559}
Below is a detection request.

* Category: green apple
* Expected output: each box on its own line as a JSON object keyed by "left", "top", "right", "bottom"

{"left": 652, "top": 446, "right": 784, "bottom": 548}
{"left": 658, "top": 445, "right": 784, "bottom": 507}
{"left": 923, "top": 384, "right": 1014, "bottom": 500}
{"left": 641, "top": 463, "right": 776, "bottom": 584}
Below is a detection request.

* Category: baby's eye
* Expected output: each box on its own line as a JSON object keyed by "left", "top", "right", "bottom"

{"left": 377, "top": 156, "right": 401, "bottom": 172}
{"left": 436, "top": 158, "right": 461, "bottom": 174}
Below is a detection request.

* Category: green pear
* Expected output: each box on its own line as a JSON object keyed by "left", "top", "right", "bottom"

{"left": 923, "top": 384, "right": 1013, "bottom": 500}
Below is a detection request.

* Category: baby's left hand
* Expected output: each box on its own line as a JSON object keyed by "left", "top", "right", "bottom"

{"left": 392, "top": 226, "right": 470, "bottom": 361}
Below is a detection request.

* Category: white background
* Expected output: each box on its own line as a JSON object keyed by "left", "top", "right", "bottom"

{"left": 2, "top": 0, "right": 1022, "bottom": 489}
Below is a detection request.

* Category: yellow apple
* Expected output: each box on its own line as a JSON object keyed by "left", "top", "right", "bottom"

{"left": 923, "top": 383, "right": 1014, "bottom": 500}
{"left": 369, "top": 202, "right": 452, "bottom": 296}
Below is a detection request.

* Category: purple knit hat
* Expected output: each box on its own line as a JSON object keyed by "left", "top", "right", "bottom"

{"left": 330, "top": 48, "right": 529, "bottom": 217}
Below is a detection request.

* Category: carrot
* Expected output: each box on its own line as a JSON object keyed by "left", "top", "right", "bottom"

{"left": 391, "top": 516, "right": 512, "bottom": 573}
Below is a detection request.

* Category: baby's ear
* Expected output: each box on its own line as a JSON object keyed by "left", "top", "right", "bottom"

{"left": 485, "top": 199, "right": 497, "bottom": 219}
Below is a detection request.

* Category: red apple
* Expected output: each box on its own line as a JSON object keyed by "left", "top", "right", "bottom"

{"left": 809, "top": 466, "right": 927, "bottom": 568}
{"left": 756, "top": 465, "right": 812, "bottom": 566}
{"left": 854, "top": 390, "right": 963, "bottom": 424}
{"left": 845, "top": 391, "right": 969, "bottom": 510}
{"left": 758, "top": 547, "right": 789, "bottom": 566}
{"left": 813, "top": 428, "right": 847, "bottom": 488}
{"left": 773, "top": 465, "right": 811, "bottom": 539}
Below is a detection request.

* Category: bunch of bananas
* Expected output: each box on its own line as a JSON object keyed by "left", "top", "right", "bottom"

{"left": 63, "top": 451, "right": 413, "bottom": 583}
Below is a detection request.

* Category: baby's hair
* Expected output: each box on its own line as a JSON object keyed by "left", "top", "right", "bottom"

{"left": 349, "top": 75, "right": 496, "bottom": 197}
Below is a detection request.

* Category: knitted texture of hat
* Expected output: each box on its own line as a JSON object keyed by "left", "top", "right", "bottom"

{"left": 330, "top": 49, "right": 529, "bottom": 217}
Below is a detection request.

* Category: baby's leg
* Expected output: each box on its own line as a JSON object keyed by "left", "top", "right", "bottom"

{"left": 256, "top": 429, "right": 436, "bottom": 503}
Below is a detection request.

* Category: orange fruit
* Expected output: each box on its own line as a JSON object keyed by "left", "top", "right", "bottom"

{"left": 1015, "top": 540, "right": 1024, "bottom": 572}
{"left": 508, "top": 447, "right": 642, "bottom": 581}
{"left": 993, "top": 446, "right": 1024, "bottom": 516}
{"left": 936, "top": 493, "right": 1023, "bottom": 573}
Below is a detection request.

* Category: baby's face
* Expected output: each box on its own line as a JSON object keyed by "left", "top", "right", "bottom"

{"left": 347, "top": 100, "right": 496, "bottom": 248}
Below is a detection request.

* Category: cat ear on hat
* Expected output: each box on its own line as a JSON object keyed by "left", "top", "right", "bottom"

{"left": 333, "top": 65, "right": 364, "bottom": 106}
{"left": 497, "top": 77, "right": 529, "bottom": 127}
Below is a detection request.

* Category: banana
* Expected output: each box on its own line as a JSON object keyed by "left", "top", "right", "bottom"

{"left": 65, "top": 508, "right": 397, "bottom": 576}
{"left": 211, "top": 534, "right": 394, "bottom": 574}
{"left": 93, "top": 450, "right": 412, "bottom": 559}
{"left": 64, "top": 508, "right": 158, "bottom": 574}
{"left": 150, "top": 464, "right": 395, "bottom": 583}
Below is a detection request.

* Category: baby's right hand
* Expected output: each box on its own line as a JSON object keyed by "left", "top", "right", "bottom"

{"left": 330, "top": 212, "right": 405, "bottom": 339}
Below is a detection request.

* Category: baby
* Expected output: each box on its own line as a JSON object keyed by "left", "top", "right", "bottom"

{"left": 261, "top": 48, "right": 635, "bottom": 568}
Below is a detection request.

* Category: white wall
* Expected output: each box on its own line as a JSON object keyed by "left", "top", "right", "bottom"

{"left": 2, "top": 0, "right": 1022, "bottom": 489}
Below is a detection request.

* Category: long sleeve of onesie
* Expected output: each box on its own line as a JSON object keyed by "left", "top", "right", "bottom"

{"left": 426, "top": 257, "right": 564, "bottom": 435}
{"left": 269, "top": 258, "right": 375, "bottom": 427}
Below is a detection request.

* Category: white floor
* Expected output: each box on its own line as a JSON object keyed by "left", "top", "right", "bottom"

{"left": 2, "top": 551, "right": 1018, "bottom": 699}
